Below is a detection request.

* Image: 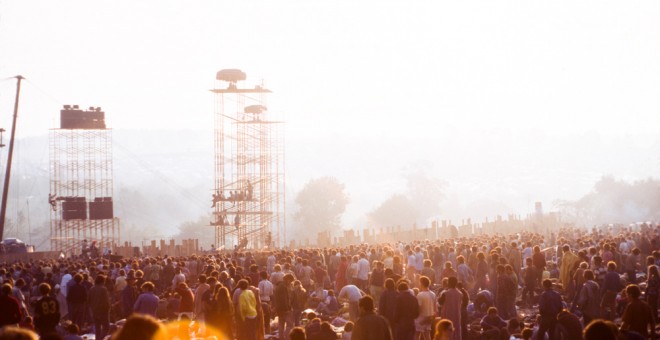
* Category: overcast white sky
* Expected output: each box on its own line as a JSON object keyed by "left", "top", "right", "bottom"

{"left": 0, "top": 1, "right": 659, "bottom": 227}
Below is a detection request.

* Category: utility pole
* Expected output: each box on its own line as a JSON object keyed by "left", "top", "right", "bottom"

{"left": 0, "top": 75, "right": 24, "bottom": 241}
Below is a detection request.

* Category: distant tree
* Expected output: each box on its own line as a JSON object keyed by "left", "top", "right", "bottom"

{"left": 404, "top": 166, "right": 446, "bottom": 223}
{"left": 294, "top": 177, "right": 349, "bottom": 235}
{"left": 369, "top": 194, "right": 417, "bottom": 228}
{"left": 558, "top": 176, "right": 660, "bottom": 225}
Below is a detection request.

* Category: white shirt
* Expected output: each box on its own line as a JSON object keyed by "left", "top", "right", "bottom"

{"left": 338, "top": 285, "right": 362, "bottom": 302}
{"left": 357, "top": 258, "right": 370, "bottom": 280}
{"left": 60, "top": 273, "right": 72, "bottom": 297}
{"left": 258, "top": 279, "right": 274, "bottom": 302}
{"left": 417, "top": 290, "right": 437, "bottom": 318}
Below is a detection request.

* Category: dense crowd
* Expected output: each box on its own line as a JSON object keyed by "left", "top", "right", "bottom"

{"left": 0, "top": 223, "right": 658, "bottom": 340}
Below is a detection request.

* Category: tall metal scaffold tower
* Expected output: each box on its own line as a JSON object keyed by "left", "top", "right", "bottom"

{"left": 50, "top": 105, "right": 119, "bottom": 255}
{"left": 211, "top": 69, "right": 285, "bottom": 250}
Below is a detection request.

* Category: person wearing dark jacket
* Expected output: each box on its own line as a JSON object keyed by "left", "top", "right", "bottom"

{"left": 66, "top": 274, "right": 87, "bottom": 329}
{"left": 378, "top": 278, "right": 398, "bottom": 327}
{"left": 122, "top": 276, "right": 139, "bottom": 317}
{"left": 537, "top": 279, "right": 563, "bottom": 340}
{"left": 33, "top": 283, "right": 59, "bottom": 337}
{"left": 621, "top": 284, "right": 655, "bottom": 339}
{"left": 88, "top": 275, "right": 111, "bottom": 340}
{"left": 274, "top": 274, "right": 294, "bottom": 339}
{"left": 353, "top": 295, "right": 393, "bottom": 340}
{"left": 556, "top": 309, "right": 583, "bottom": 340}
{"left": 521, "top": 258, "right": 538, "bottom": 307}
{"left": 0, "top": 283, "right": 23, "bottom": 328}
{"left": 393, "top": 281, "right": 419, "bottom": 340}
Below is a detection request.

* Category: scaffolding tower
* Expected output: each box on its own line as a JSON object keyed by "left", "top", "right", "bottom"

{"left": 211, "top": 69, "right": 285, "bottom": 250}
{"left": 50, "top": 105, "right": 119, "bottom": 255}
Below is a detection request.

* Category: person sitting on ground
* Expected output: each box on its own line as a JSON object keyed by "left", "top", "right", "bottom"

{"left": 479, "top": 307, "right": 507, "bottom": 340}
{"left": 341, "top": 321, "right": 353, "bottom": 340}
{"left": 304, "top": 312, "right": 322, "bottom": 339}
{"left": 63, "top": 323, "right": 83, "bottom": 340}
{"left": 289, "top": 327, "right": 306, "bottom": 340}
{"left": 315, "top": 289, "right": 339, "bottom": 316}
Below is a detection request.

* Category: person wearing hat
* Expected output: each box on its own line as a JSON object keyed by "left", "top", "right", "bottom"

{"left": 121, "top": 273, "right": 139, "bottom": 318}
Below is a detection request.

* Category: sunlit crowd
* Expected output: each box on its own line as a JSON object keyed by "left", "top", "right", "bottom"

{"left": 0, "top": 223, "right": 658, "bottom": 340}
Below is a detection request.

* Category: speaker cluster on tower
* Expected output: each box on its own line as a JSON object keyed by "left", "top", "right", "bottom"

{"left": 61, "top": 197, "right": 113, "bottom": 221}
{"left": 60, "top": 105, "right": 106, "bottom": 129}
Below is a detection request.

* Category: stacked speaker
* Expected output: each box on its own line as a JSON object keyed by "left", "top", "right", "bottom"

{"left": 61, "top": 197, "right": 113, "bottom": 221}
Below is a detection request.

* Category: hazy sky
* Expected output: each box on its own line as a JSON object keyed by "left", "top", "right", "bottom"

{"left": 1, "top": 1, "right": 659, "bottom": 230}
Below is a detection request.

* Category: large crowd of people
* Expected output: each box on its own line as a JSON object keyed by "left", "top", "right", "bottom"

{"left": 0, "top": 223, "right": 658, "bottom": 339}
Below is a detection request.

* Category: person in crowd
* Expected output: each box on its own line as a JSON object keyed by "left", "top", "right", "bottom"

{"left": 583, "top": 319, "right": 619, "bottom": 340}
{"left": 379, "top": 278, "right": 398, "bottom": 327}
{"left": 352, "top": 295, "right": 393, "bottom": 340}
{"left": 370, "top": 261, "right": 385, "bottom": 303}
{"left": 537, "top": 279, "right": 563, "bottom": 340}
{"left": 289, "top": 327, "right": 306, "bottom": 340}
{"left": 88, "top": 274, "right": 111, "bottom": 340}
{"left": 33, "top": 283, "right": 59, "bottom": 337}
{"left": 394, "top": 280, "right": 419, "bottom": 340}
{"left": 206, "top": 285, "right": 234, "bottom": 339}
{"left": 111, "top": 314, "right": 168, "bottom": 340}
{"left": 341, "top": 321, "right": 353, "bottom": 340}
{"left": 275, "top": 274, "right": 295, "bottom": 338}
{"left": 645, "top": 264, "right": 659, "bottom": 321}
{"left": 620, "top": 284, "right": 656, "bottom": 338}
{"left": 315, "top": 289, "right": 339, "bottom": 316}
{"left": 433, "top": 319, "right": 455, "bottom": 340}
{"left": 66, "top": 274, "right": 87, "bottom": 329}
{"left": 601, "top": 261, "right": 623, "bottom": 321}
{"left": 555, "top": 309, "right": 583, "bottom": 340}
{"left": 521, "top": 258, "right": 538, "bottom": 307}
{"left": 479, "top": 307, "right": 507, "bottom": 340}
{"left": 438, "top": 277, "right": 462, "bottom": 340}
{"left": 237, "top": 279, "right": 259, "bottom": 340}
{"left": 0, "top": 327, "right": 38, "bottom": 340}
{"left": 134, "top": 281, "right": 159, "bottom": 317}
{"left": 338, "top": 283, "right": 365, "bottom": 322}
{"left": 575, "top": 269, "right": 600, "bottom": 325}
{"left": 0, "top": 283, "right": 23, "bottom": 328}
{"left": 415, "top": 276, "right": 436, "bottom": 340}
{"left": 291, "top": 280, "right": 308, "bottom": 326}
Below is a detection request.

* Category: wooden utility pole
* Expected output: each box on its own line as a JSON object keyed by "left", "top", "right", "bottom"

{"left": 0, "top": 75, "right": 24, "bottom": 240}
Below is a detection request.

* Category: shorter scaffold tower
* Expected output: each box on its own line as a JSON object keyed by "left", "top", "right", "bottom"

{"left": 50, "top": 105, "right": 119, "bottom": 255}
{"left": 211, "top": 69, "right": 285, "bottom": 250}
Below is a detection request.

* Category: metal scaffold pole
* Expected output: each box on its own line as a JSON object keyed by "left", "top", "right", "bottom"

{"left": 0, "top": 75, "right": 24, "bottom": 240}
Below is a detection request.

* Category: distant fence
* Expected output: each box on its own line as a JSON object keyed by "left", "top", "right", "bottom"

{"left": 114, "top": 239, "right": 199, "bottom": 258}
{"left": 0, "top": 251, "right": 61, "bottom": 263}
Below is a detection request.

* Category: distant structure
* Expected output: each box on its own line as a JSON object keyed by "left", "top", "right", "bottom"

{"left": 49, "top": 105, "right": 119, "bottom": 255}
{"left": 211, "top": 69, "right": 285, "bottom": 250}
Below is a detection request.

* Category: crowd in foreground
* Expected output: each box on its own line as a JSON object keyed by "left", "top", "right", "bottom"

{"left": 0, "top": 223, "right": 658, "bottom": 340}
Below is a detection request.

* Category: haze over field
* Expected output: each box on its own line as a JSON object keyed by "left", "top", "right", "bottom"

{"left": 0, "top": 1, "right": 659, "bottom": 248}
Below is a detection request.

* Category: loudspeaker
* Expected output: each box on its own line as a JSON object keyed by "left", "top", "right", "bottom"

{"left": 62, "top": 201, "right": 87, "bottom": 220}
{"left": 89, "top": 201, "right": 113, "bottom": 220}
{"left": 60, "top": 109, "right": 106, "bottom": 129}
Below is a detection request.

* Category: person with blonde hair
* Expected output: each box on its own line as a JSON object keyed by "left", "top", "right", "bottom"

{"left": 433, "top": 319, "right": 454, "bottom": 340}
{"left": 111, "top": 314, "right": 168, "bottom": 340}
